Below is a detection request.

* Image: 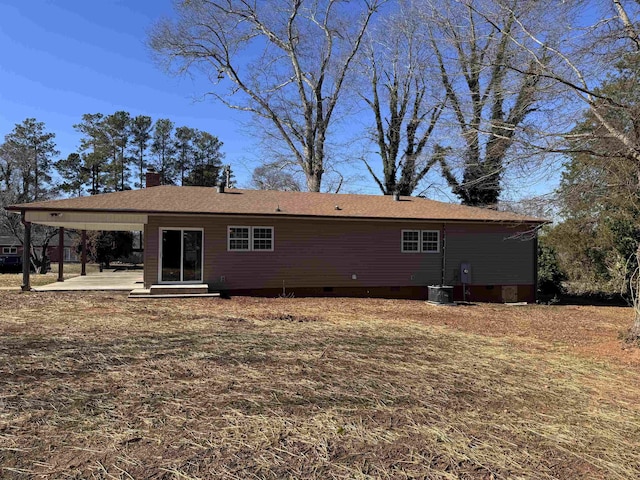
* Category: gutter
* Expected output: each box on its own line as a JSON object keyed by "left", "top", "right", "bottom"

{"left": 6, "top": 206, "right": 547, "bottom": 226}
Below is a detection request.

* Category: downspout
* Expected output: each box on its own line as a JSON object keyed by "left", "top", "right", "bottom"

{"left": 441, "top": 223, "right": 447, "bottom": 286}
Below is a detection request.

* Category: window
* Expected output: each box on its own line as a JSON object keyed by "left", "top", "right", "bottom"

{"left": 422, "top": 230, "right": 440, "bottom": 252}
{"left": 2, "top": 247, "right": 17, "bottom": 254}
{"left": 228, "top": 226, "right": 274, "bottom": 251}
{"left": 228, "top": 227, "right": 250, "bottom": 251}
{"left": 252, "top": 227, "right": 273, "bottom": 251}
{"left": 402, "top": 230, "right": 420, "bottom": 252}
{"left": 64, "top": 247, "right": 78, "bottom": 262}
{"left": 401, "top": 230, "right": 440, "bottom": 253}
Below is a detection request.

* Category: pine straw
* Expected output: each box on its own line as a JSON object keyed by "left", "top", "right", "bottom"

{"left": 1, "top": 294, "right": 639, "bottom": 479}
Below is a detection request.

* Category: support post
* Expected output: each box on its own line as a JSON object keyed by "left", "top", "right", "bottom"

{"left": 21, "top": 212, "right": 31, "bottom": 292}
{"left": 533, "top": 230, "right": 539, "bottom": 304}
{"left": 81, "top": 230, "right": 87, "bottom": 276}
{"left": 57, "top": 226, "right": 64, "bottom": 282}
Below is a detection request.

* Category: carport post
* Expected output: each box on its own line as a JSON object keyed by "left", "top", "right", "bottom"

{"left": 21, "top": 211, "right": 31, "bottom": 292}
{"left": 57, "top": 227, "right": 64, "bottom": 282}
{"left": 81, "top": 230, "right": 87, "bottom": 276}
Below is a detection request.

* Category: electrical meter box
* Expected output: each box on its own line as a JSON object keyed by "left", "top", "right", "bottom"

{"left": 460, "top": 262, "right": 471, "bottom": 284}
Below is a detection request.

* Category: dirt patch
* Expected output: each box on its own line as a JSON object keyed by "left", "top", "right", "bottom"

{"left": 1, "top": 293, "right": 639, "bottom": 479}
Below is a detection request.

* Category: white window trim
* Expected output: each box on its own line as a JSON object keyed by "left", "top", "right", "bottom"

{"left": 251, "top": 226, "right": 274, "bottom": 252}
{"left": 2, "top": 246, "right": 17, "bottom": 254}
{"left": 421, "top": 230, "right": 441, "bottom": 253}
{"left": 158, "top": 227, "right": 204, "bottom": 284}
{"left": 228, "top": 226, "right": 274, "bottom": 252}
{"left": 227, "top": 226, "right": 251, "bottom": 252}
{"left": 401, "top": 230, "right": 420, "bottom": 253}
{"left": 401, "top": 229, "right": 440, "bottom": 253}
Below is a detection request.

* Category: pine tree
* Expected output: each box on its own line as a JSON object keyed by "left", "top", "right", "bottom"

{"left": 174, "top": 126, "right": 196, "bottom": 186}
{"left": 184, "top": 131, "right": 224, "bottom": 187}
{"left": 151, "top": 119, "right": 175, "bottom": 184}
{"left": 55, "top": 153, "right": 87, "bottom": 197}
{"left": 1, "top": 118, "right": 59, "bottom": 272}
{"left": 130, "top": 115, "right": 153, "bottom": 188}
{"left": 74, "top": 113, "right": 109, "bottom": 195}
{"left": 103, "top": 111, "right": 132, "bottom": 191}
{"left": 2, "top": 118, "right": 58, "bottom": 202}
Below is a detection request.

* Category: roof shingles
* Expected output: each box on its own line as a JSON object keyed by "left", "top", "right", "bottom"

{"left": 7, "top": 186, "right": 544, "bottom": 223}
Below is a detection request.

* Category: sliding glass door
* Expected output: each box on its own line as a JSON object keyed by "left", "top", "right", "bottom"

{"left": 160, "top": 229, "right": 203, "bottom": 283}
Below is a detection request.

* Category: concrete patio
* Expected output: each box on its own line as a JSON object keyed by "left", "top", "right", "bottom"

{"left": 33, "top": 270, "right": 143, "bottom": 292}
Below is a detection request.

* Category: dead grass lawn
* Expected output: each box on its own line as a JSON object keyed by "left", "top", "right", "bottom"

{"left": 1, "top": 294, "right": 639, "bottom": 479}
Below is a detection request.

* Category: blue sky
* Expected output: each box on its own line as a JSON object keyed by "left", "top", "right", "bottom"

{"left": 0, "top": 0, "right": 566, "bottom": 202}
{"left": 0, "top": 0, "right": 265, "bottom": 188}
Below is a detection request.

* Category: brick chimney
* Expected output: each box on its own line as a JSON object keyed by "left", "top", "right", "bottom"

{"left": 145, "top": 168, "right": 161, "bottom": 188}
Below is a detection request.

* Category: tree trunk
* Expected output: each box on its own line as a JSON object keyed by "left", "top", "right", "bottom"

{"left": 38, "top": 243, "right": 50, "bottom": 274}
{"left": 306, "top": 172, "right": 322, "bottom": 192}
{"left": 139, "top": 148, "right": 144, "bottom": 189}
{"left": 631, "top": 310, "right": 640, "bottom": 340}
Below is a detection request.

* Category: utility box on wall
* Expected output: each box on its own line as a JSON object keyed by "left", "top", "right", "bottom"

{"left": 460, "top": 262, "right": 471, "bottom": 284}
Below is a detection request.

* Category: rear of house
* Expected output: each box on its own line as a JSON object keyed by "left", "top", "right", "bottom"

{"left": 8, "top": 186, "right": 542, "bottom": 302}
{"left": 144, "top": 216, "right": 535, "bottom": 302}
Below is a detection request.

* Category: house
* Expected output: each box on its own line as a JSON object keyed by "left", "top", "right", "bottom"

{"left": 6, "top": 175, "right": 544, "bottom": 302}
{"left": 0, "top": 234, "right": 20, "bottom": 256}
{"left": 0, "top": 230, "right": 79, "bottom": 263}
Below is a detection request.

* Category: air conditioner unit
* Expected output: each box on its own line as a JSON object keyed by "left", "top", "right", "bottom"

{"left": 428, "top": 285, "right": 453, "bottom": 304}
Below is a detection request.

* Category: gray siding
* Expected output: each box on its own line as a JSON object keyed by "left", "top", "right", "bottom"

{"left": 444, "top": 224, "right": 535, "bottom": 285}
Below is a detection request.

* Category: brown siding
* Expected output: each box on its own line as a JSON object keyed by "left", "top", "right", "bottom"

{"left": 145, "top": 216, "right": 444, "bottom": 289}
{"left": 143, "top": 216, "right": 536, "bottom": 298}
{"left": 143, "top": 223, "right": 156, "bottom": 287}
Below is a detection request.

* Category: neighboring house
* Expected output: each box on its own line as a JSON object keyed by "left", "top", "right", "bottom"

{"left": 0, "top": 235, "right": 20, "bottom": 256}
{"left": 0, "top": 231, "right": 79, "bottom": 263}
{"left": 7, "top": 177, "right": 544, "bottom": 302}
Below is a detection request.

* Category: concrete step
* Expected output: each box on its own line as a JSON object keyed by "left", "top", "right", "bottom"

{"left": 129, "top": 288, "right": 151, "bottom": 296}
{"left": 149, "top": 284, "right": 209, "bottom": 295}
{"left": 129, "top": 292, "right": 221, "bottom": 299}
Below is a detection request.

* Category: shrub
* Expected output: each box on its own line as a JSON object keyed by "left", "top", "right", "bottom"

{"left": 538, "top": 240, "right": 566, "bottom": 296}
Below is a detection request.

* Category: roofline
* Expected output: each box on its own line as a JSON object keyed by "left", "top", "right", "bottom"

{"left": 6, "top": 205, "right": 547, "bottom": 225}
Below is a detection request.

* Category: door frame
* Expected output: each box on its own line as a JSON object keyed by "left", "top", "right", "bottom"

{"left": 158, "top": 227, "right": 204, "bottom": 284}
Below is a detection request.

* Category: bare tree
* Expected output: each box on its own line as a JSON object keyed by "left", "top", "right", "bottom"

{"left": 149, "top": 0, "right": 382, "bottom": 192}
{"left": 489, "top": 0, "right": 640, "bottom": 338}
{"left": 252, "top": 163, "right": 303, "bottom": 191}
{"left": 361, "top": 1, "right": 446, "bottom": 196}
{"left": 421, "top": 0, "right": 558, "bottom": 206}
